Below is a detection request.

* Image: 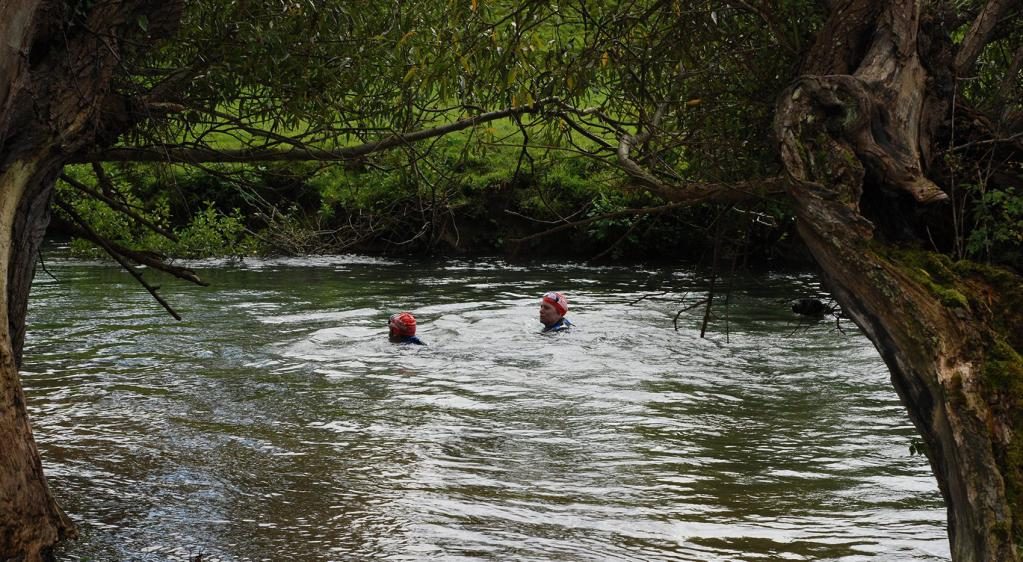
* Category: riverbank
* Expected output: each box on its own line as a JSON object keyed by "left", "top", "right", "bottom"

{"left": 51, "top": 164, "right": 814, "bottom": 268}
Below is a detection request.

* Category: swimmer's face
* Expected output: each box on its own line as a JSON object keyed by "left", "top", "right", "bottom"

{"left": 539, "top": 301, "right": 562, "bottom": 326}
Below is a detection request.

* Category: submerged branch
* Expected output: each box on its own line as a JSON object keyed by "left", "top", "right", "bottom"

{"left": 674, "top": 298, "right": 709, "bottom": 331}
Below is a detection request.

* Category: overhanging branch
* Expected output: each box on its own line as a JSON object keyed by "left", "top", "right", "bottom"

{"left": 954, "top": 0, "right": 1021, "bottom": 76}
{"left": 52, "top": 203, "right": 208, "bottom": 286}
{"left": 505, "top": 179, "right": 786, "bottom": 244}
{"left": 54, "top": 199, "right": 207, "bottom": 321}
{"left": 75, "top": 98, "right": 564, "bottom": 164}
{"left": 59, "top": 173, "right": 178, "bottom": 242}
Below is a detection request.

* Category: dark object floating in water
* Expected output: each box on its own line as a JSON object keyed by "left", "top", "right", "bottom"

{"left": 792, "top": 298, "right": 828, "bottom": 316}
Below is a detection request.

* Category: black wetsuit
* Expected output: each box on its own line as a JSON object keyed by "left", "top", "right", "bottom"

{"left": 541, "top": 318, "right": 573, "bottom": 333}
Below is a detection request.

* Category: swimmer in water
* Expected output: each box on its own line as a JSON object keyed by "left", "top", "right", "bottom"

{"left": 539, "top": 291, "right": 572, "bottom": 333}
{"left": 388, "top": 312, "right": 426, "bottom": 345}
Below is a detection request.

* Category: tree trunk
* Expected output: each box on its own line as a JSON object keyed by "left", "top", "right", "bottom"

{"left": 0, "top": 158, "right": 73, "bottom": 562}
{"left": 0, "top": 0, "right": 182, "bottom": 558}
{"left": 776, "top": 1, "right": 1023, "bottom": 560}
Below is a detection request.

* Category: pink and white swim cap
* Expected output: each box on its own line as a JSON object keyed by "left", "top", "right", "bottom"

{"left": 388, "top": 312, "right": 417, "bottom": 336}
{"left": 541, "top": 291, "right": 568, "bottom": 316}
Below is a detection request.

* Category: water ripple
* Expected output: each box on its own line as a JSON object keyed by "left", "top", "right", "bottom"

{"left": 23, "top": 256, "right": 948, "bottom": 561}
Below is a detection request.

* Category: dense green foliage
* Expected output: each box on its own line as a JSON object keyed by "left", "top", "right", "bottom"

{"left": 55, "top": 0, "right": 1019, "bottom": 270}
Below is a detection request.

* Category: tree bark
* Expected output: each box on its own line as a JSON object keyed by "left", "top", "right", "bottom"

{"left": 776, "top": 1, "right": 1023, "bottom": 560}
{"left": 0, "top": 158, "right": 72, "bottom": 562}
{"left": 0, "top": 0, "right": 183, "bottom": 558}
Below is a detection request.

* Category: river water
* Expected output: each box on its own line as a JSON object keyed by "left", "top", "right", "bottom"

{"left": 22, "top": 254, "right": 949, "bottom": 561}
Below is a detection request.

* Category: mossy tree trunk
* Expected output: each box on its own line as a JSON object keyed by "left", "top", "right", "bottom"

{"left": 775, "top": 1, "right": 1023, "bottom": 560}
{"left": 0, "top": 1, "right": 181, "bottom": 559}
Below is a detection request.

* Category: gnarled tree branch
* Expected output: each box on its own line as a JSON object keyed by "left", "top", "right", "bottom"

{"left": 954, "top": 0, "right": 1020, "bottom": 76}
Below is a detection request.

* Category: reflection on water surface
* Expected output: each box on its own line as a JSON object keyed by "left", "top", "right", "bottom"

{"left": 24, "top": 255, "right": 949, "bottom": 561}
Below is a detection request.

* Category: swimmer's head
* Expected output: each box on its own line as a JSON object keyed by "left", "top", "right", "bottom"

{"left": 540, "top": 291, "right": 568, "bottom": 326}
{"left": 388, "top": 312, "right": 417, "bottom": 337}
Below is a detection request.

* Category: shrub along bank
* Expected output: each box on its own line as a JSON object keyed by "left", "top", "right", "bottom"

{"left": 52, "top": 151, "right": 807, "bottom": 267}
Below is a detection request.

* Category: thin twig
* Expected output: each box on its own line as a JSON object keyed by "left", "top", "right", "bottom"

{"left": 60, "top": 173, "right": 179, "bottom": 242}
{"left": 55, "top": 199, "right": 186, "bottom": 320}
{"left": 628, "top": 290, "right": 672, "bottom": 305}
{"left": 700, "top": 267, "right": 717, "bottom": 339}
{"left": 949, "top": 131, "right": 1023, "bottom": 152}
{"left": 503, "top": 208, "right": 588, "bottom": 224}
{"left": 674, "top": 298, "right": 709, "bottom": 331}
{"left": 590, "top": 215, "right": 646, "bottom": 262}
{"left": 37, "top": 252, "right": 60, "bottom": 283}
{"left": 509, "top": 202, "right": 685, "bottom": 243}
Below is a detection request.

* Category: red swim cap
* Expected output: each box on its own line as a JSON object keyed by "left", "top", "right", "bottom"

{"left": 542, "top": 291, "right": 568, "bottom": 316}
{"left": 389, "top": 312, "right": 417, "bottom": 336}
